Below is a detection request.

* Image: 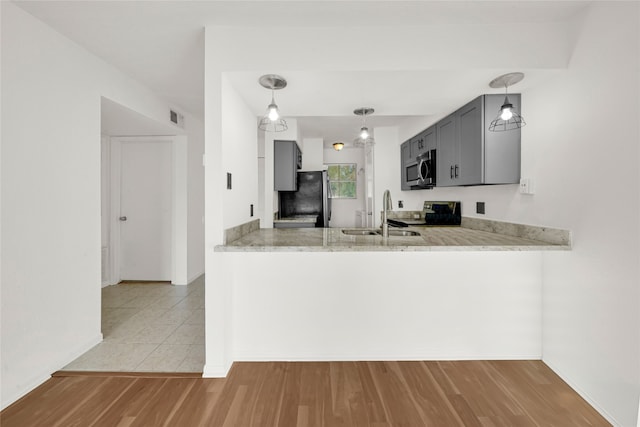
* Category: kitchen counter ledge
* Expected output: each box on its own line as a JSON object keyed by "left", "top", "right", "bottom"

{"left": 215, "top": 225, "right": 571, "bottom": 252}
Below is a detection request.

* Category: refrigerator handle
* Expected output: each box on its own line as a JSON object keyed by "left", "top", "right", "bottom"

{"left": 324, "top": 171, "right": 332, "bottom": 225}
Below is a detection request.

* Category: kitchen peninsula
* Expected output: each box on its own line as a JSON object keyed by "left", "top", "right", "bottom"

{"left": 217, "top": 217, "right": 570, "bottom": 252}
{"left": 212, "top": 218, "right": 570, "bottom": 365}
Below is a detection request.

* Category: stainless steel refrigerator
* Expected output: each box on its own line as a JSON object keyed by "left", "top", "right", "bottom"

{"left": 278, "top": 170, "right": 331, "bottom": 227}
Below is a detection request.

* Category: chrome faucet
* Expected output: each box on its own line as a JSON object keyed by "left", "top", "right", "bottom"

{"left": 382, "top": 189, "right": 392, "bottom": 237}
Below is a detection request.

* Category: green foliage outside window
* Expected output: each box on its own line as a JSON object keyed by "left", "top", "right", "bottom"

{"left": 327, "top": 164, "right": 356, "bottom": 199}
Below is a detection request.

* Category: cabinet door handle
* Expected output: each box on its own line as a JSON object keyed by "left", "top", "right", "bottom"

{"left": 455, "top": 165, "right": 459, "bottom": 178}
{"left": 450, "top": 165, "right": 454, "bottom": 179}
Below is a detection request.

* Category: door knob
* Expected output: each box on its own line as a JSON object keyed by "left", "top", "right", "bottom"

{"left": 119, "top": 216, "right": 127, "bottom": 221}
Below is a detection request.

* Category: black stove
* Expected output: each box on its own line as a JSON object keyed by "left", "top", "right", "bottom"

{"left": 423, "top": 201, "right": 461, "bottom": 226}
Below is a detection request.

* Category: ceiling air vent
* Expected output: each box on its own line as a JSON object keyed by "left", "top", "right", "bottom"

{"left": 170, "top": 109, "right": 185, "bottom": 129}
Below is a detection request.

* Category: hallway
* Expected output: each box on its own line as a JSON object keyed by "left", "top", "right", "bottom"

{"left": 62, "top": 277, "right": 205, "bottom": 372}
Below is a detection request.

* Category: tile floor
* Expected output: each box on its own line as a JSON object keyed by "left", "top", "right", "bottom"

{"left": 62, "top": 276, "right": 205, "bottom": 372}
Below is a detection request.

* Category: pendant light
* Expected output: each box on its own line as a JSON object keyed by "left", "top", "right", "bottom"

{"left": 258, "top": 74, "right": 288, "bottom": 132}
{"left": 332, "top": 141, "right": 345, "bottom": 151}
{"left": 353, "top": 107, "right": 375, "bottom": 146}
{"left": 488, "top": 72, "right": 526, "bottom": 132}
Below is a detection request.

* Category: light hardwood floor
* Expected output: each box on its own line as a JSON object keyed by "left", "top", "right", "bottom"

{"left": 1, "top": 360, "right": 610, "bottom": 426}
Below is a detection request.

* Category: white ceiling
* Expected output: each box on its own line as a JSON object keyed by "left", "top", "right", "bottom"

{"left": 15, "top": 1, "right": 590, "bottom": 146}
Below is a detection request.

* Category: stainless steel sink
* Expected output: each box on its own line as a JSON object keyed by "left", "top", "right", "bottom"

{"left": 387, "top": 229, "right": 421, "bottom": 237}
{"left": 341, "top": 229, "right": 379, "bottom": 236}
{"left": 341, "top": 228, "right": 421, "bottom": 237}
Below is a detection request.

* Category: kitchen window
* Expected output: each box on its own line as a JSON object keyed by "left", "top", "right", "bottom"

{"left": 326, "top": 163, "right": 356, "bottom": 199}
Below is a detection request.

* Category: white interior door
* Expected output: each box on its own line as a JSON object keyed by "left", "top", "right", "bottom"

{"left": 119, "top": 140, "right": 172, "bottom": 281}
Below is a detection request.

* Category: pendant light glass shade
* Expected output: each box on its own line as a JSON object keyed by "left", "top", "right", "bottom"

{"left": 359, "top": 127, "right": 370, "bottom": 140}
{"left": 332, "top": 141, "right": 345, "bottom": 151}
{"left": 267, "top": 98, "right": 280, "bottom": 121}
{"left": 353, "top": 108, "right": 375, "bottom": 146}
{"left": 258, "top": 91, "right": 288, "bottom": 132}
{"left": 257, "top": 74, "right": 288, "bottom": 132}
{"left": 489, "top": 95, "right": 526, "bottom": 132}
{"left": 488, "top": 72, "right": 526, "bottom": 132}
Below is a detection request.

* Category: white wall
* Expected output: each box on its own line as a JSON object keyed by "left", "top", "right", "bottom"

{"left": 531, "top": 5, "right": 639, "bottom": 426}
{"left": 221, "top": 76, "right": 258, "bottom": 230}
{"left": 324, "top": 147, "right": 365, "bottom": 228}
{"left": 187, "top": 118, "right": 205, "bottom": 283}
{"left": 100, "top": 136, "right": 111, "bottom": 286}
{"left": 203, "top": 44, "right": 228, "bottom": 377}
{"left": 0, "top": 2, "right": 204, "bottom": 408}
{"left": 301, "top": 137, "right": 324, "bottom": 171}
{"left": 373, "top": 127, "right": 401, "bottom": 227}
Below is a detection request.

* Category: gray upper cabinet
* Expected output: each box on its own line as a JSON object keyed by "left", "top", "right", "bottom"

{"left": 457, "top": 96, "right": 483, "bottom": 185}
{"left": 401, "top": 140, "right": 412, "bottom": 164}
{"left": 436, "top": 113, "right": 457, "bottom": 186}
{"left": 422, "top": 125, "right": 437, "bottom": 151}
{"left": 400, "top": 124, "right": 439, "bottom": 191}
{"left": 411, "top": 135, "right": 425, "bottom": 158}
{"left": 274, "top": 140, "right": 302, "bottom": 191}
{"left": 436, "top": 94, "right": 521, "bottom": 187}
{"left": 400, "top": 141, "right": 411, "bottom": 191}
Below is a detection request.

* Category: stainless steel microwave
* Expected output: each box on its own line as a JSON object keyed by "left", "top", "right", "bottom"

{"left": 417, "top": 149, "right": 436, "bottom": 188}
{"left": 405, "top": 149, "right": 436, "bottom": 189}
{"left": 404, "top": 160, "right": 420, "bottom": 187}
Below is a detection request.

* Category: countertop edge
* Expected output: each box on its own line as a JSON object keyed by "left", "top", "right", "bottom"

{"left": 214, "top": 244, "right": 571, "bottom": 253}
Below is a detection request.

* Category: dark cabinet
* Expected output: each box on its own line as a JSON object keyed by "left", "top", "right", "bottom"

{"left": 402, "top": 94, "right": 521, "bottom": 189}
{"left": 436, "top": 94, "right": 521, "bottom": 187}
{"left": 422, "top": 125, "right": 437, "bottom": 151}
{"left": 401, "top": 140, "right": 412, "bottom": 164}
{"left": 401, "top": 124, "right": 438, "bottom": 191}
{"left": 274, "top": 140, "right": 302, "bottom": 191}
{"left": 457, "top": 96, "right": 483, "bottom": 185}
{"left": 411, "top": 135, "right": 424, "bottom": 158}
{"left": 400, "top": 141, "right": 412, "bottom": 191}
{"left": 435, "top": 113, "right": 457, "bottom": 186}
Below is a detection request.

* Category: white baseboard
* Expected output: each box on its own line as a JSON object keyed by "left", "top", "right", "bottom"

{"left": 173, "top": 271, "right": 204, "bottom": 286}
{"left": 188, "top": 271, "right": 205, "bottom": 284}
{"left": 102, "top": 279, "right": 119, "bottom": 288}
{"left": 1, "top": 372, "right": 51, "bottom": 411}
{"left": 1, "top": 333, "right": 103, "bottom": 411}
{"left": 543, "top": 359, "right": 620, "bottom": 426}
{"left": 232, "top": 353, "right": 542, "bottom": 362}
{"left": 172, "top": 280, "right": 188, "bottom": 286}
{"left": 61, "top": 333, "right": 103, "bottom": 367}
{"left": 202, "top": 362, "right": 232, "bottom": 378}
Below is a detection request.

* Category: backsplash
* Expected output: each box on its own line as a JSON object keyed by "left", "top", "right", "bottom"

{"left": 225, "top": 219, "right": 260, "bottom": 244}
{"left": 385, "top": 208, "right": 571, "bottom": 246}
{"left": 462, "top": 217, "right": 571, "bottom": 246}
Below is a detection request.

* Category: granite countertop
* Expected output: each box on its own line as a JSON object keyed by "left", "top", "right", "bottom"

{"left": 216, "top": 223, "right": 571, "bottom": 252}
{"left": 273, "top": 215, "right": 318, "bottom": 223}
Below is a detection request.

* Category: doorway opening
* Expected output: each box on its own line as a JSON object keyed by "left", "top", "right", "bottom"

{"left": 61, "top": 97, "right": 205, "bottom": 373}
